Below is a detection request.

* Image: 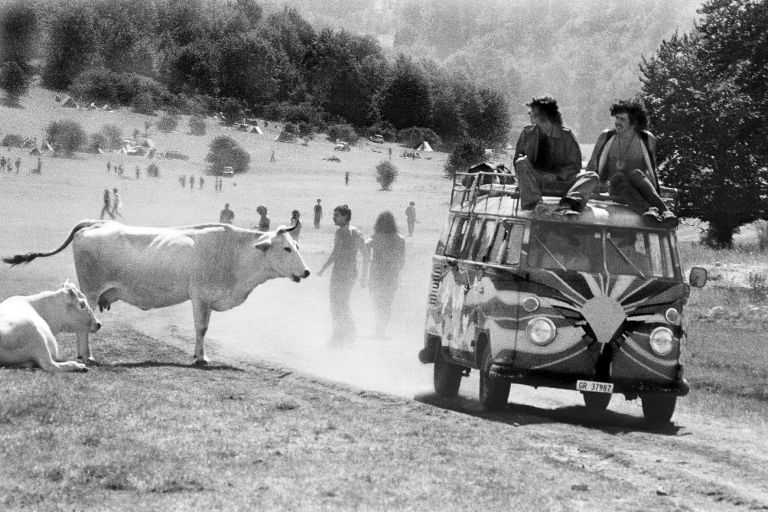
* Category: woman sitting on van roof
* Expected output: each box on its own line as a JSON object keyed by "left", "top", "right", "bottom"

{"left": 585, "top": 99, "right": 677, "bottom": 228}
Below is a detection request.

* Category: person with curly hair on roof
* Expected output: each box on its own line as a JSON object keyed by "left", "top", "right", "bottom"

{"left": 585, "top": 99, "right": 677, "bottom": 227}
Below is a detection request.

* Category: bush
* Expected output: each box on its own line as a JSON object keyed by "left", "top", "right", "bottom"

{"left": 189, "top": 116, "right": 206, "bottom": 136}
{"left": 221, "top": 97, "right": 244, "bottom": 125}
{"left": 132, "top": 92, "right": 155, "bottom": 115}
{"left": 326, "top": 123, "right": 359, "bottom": 144}
{"left": 397, "top": 127, "right": 442, "bottom": 151}
{"left": 283, "top": 122, "right": 298, "bottom": 135}
{"left": 88, "top": 132, "right": 108, "bottom": 153}
{"left": 443, "top": 139, "right": 486, "bottom": 179}
{"left": 376, "top": 160, "right": 399, "bottom": 191}
{"left": 70, "top": 68, "right": 169, "bottom": 107}
{"left": 297, "top": 121, "right": 314, "bottom": 138}
{"left": 1, "top": 133, "right": 25, "bottom": 147}
{"left": 46, "top": 119, "right": 87, "bottom": 156}
{"left": 100, "top": 124, "right": 122, "bottom": 151}
{"left": 156, "top": 114, "right": 179, "bottom": 133}
{"left": 147, "top": 163, "right": 160, "bottom": 177}
{"left": 205, "top": 135, "right": 250, "bottom": 175}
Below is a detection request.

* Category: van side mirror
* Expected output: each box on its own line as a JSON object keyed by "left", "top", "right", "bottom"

{"left": 689, "top": 267, "right": 707, "bottom": 288}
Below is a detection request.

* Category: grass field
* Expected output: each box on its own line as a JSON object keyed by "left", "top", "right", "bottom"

{"left": 2, "top": 85, "right": 768, "bottom": 510}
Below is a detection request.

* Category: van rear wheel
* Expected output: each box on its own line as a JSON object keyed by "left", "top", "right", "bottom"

{"left": 641, "top": 394, "right": 677, "bottom": 425}
{"left": 433, "top": 346, "right": 462, "bottom": 397}
{"left": 582, "top": 391, "right": 611, "bottom": 411}
{"left": 479, "top": 347, "right": 510, "bottom": 411}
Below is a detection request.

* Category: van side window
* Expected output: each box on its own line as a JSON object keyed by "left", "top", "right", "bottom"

{"left": 444, "top": 216, "right": 469, "bottom": 258}
{"left": 475, "top": 219, "right": 497, "bottom": 261}
{"left": 489, "top": 222, "right": 524, "bottom": 265}
{"left": 461, "top": 219, "right": 484, "bottom": 259}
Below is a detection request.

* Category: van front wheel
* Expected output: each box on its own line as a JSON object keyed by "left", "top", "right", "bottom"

{"left": 433, "top": 347, "right": 462, "bottom": 397}
{"left": 641, "top": 394, "right": 677, "bottom": 425}
{"left": 479, "top": 347, "right": 510, "bottom": 411}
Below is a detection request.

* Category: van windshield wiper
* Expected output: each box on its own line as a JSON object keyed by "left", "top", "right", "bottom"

{"left": 532, "top": 234, "right": 567, "bottom": 271}
{"left": 607, "top": 238, "right": 646, "bottom": 278}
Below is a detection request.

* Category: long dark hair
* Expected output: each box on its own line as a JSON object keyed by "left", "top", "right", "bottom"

{"left": 373, "top": 210, "right": 398, "bottom": 234}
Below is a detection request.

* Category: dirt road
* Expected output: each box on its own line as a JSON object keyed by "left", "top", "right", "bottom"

{"left": 115, "top": 269, "right": 768, "bottom": 511}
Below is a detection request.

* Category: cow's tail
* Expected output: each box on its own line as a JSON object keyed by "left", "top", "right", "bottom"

{"left": 2, "top": 219, "right": 103, "bottom": 266}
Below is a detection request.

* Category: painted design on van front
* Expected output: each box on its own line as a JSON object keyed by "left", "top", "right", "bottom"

{"left": 435, "top": 265, "right": 687, "bottom": 382}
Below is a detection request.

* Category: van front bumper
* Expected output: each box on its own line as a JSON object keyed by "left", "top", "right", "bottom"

{"left": 489, "top": 364, "right": 690, "bottom": 397}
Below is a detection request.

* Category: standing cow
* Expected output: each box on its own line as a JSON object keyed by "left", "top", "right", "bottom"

{"left": 0, "top": 281, "right": 101, "bottom": 372}
{"left": 3, "top": 220, "right": 310, "bottom": 365}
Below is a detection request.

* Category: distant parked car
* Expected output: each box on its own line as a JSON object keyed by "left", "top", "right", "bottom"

{"left": 334, "top": 142, "right": 350, "bottom": 151}
{"left": 165, "top": 150, "right": 189, "bottom": 161}
{"left": 369, "top": 134, "right": 384, "bottom": 144}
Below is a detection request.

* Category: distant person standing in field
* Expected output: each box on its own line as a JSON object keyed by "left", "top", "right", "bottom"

{"left": 100, "top": 189, "right": 114, "bottom": 219}
{"left": 219, "top": 203, "right": 234, "bottom": 224}
{"left": 405, "top": 201, "right": 416, "bottom": 237}
{"left": 313, "top": 199, "right": 323, "bottom": 229}
{"left": 189, "top": 175, "right": 195, "bottom": 189}
{"left": 14, "top": 158, "right": 20, "bottom": 174}
{"left": 270, "top": 150, "right": 276, "bottom": 162}
{"left": 366, "top": 211, "right": 405, "bottom": 338}
{"left": 111, "top": 188, "right": 124, "bottom": 218}
{"left": 135, "top": 166, "right": 140, "bottom": 179}
{"left": 290, "top": 210, "right": 302, "bottom": 241}
{"left": 0, "top": 156, "right": 6, "bottom": 171}
{"left": 318, "top": 204, "right": 369, "bottom": 343}
{"left": 345, "top": 171, "right": 350, "bottom": 185}
{"left": 256, "top": 205, "right": 270, "bottom": 231}
{"left": 106, "top": 160, "right": 111, "bottom": 173}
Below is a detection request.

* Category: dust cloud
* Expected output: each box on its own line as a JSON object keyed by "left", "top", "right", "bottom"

{"left": 118, "top": 248, "right": 437, "bottom": 398}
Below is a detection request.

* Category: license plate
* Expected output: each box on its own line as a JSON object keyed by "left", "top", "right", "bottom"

{"left": 576, "top": 380, "right": 614, "bottom": 393}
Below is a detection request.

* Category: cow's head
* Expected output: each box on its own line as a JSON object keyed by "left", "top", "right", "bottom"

{"left": 60, "top": 280, "right": 102, "bottom": 333}
{"left": 254, "top": 224, "right": 311, "bottom": 282}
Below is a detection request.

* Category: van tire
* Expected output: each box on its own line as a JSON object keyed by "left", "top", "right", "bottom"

{"left": 433, "top": 347, "right": 462, "bottom": 397}
{"left": 641, "top": 394, "right": 677, "bottom": 425}
{"left": 582, "top": 391, "right": 611, "bottom": 411}
{"left": 479, "top": 347, "right": 509, "bottom": 411}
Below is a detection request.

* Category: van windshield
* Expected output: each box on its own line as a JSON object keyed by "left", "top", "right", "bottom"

{"left": 528, "top": 223, "right": 675, "bottom": 278}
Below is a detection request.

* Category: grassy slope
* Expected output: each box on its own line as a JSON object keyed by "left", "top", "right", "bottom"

{"left": 1, "top": 85, "right": 768, "bottom": 510}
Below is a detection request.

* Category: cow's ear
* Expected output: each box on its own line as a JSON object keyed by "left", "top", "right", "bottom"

{"left": 254, "top": 239, "right": 272, "bottom": 252}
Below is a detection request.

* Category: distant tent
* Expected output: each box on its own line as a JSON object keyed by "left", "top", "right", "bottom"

{"left": 87, "top": 102, "right": 97, "bottom": 110}
{"left": 61, "top": 97, "right": 79, "bottom": 108}
{"left": 275, "top": 131, "right": 297, "bottom": 143}
{"left": 41, "top": 140, "right": 54, "bottom": 151}
{"left": 102, "top": 104, "right": 111, "bottom": 111}
{"left": 29, "top": 147, "right": 41, "bottom": 155}
{"left": 244, "top": 125, "right": 263, "bottom": 134}
{"left": 415, "top": 141, "right": 433, "bottom": 152}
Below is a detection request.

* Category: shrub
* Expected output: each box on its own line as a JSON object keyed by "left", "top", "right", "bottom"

{"left": 327, "top": 123, "right": 359, "bottom": 144}
{"left": 70, "top": 68, "right": 169, "bottom": 107}
{"left": 220, "top": 97, "right": 244, "bottom": 125}
{"left": 367, "top": 121, "right": 396, "bottom": 142}
{"left": 205, "top": 135, "right": 250, "bottom": 175}
{"left": 189, "top": 116, "right": 206, "bottom": 136}
{"left": 397, "top": 127, "right": 442, "bottom": 151}
{"left": 297, "top": 121, "right": 314, "bottom": 138}
{"left": 100, "top": 124, "right": 122, "bottom": 151}
{"left": 147, "top": 163, "right": 160, "bottom": 177}
{"left": 156, "top": 114, "right": 179, "bottom": 133}
{"left": 132, "top": 92, "right": 155, "bottom": 115}
{"left": 283, "top": 122, "right": 298, "bottom": 135}
{"left": 755, "top": 220, "right": 768, "bottom": 252}
{"left": 375, "top": 160, "right": 398, "bottom": 191}
{"left": 1, "top": 133, "right": 25, "bottom": 147}
{"left": 443, "top": 139, "right": 485, "bottom": 179}
{"left": 46, "top": 120, "right": 86, "bottom": 155}
{"left": 89, "top": 132, "right": 108, "bottom": 153}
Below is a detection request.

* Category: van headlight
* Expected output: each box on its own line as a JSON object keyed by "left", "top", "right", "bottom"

{"left": 665, "top": 307, "right": 680, "bottom": 324}
{"left": 527, "top": 317, "right": 556, "bottom": 346}
{"left": 649, "top": 327, "right": 675, "bottom": 356}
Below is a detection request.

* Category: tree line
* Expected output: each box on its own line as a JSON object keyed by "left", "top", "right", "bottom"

{"left": 0, "top": 0, "right": 511, "bottom": 150}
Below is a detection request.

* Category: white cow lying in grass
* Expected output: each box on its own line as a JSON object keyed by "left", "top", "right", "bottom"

{"left": 0, "top": 281, "right": 102, "bottom": 372}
